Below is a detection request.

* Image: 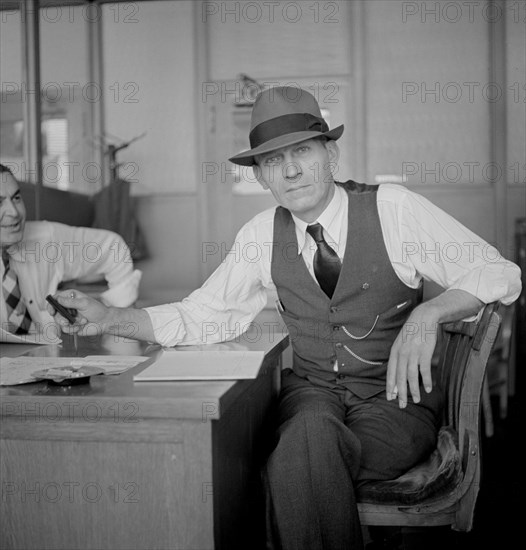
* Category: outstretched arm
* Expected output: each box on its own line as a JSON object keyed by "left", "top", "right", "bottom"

{"left": 386, "top": 289, "right": 484, "bottom": 409}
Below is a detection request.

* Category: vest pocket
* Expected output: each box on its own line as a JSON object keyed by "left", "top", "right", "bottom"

{"left": 379, "top": 300, "right": 414, "bottom": 328}
{"left": 278, "top": 308, "right": 300, "bottom": 321}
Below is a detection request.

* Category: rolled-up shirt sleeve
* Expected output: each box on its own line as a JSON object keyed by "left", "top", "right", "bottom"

{"left": 145, "top": 218, "right": 272, "bottom": 347}
{"left": 380, "top": 185, "right": 522, "bottom": 305}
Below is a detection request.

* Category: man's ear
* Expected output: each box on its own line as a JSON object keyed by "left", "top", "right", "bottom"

{"left": 325, "top": 140, "right": 340, "bottom": 166}
{"left": 253, "top": 164, "right": 269, "bottom": 190}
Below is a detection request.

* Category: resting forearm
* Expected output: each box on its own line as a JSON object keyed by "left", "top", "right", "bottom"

{"left": 416, "top": 289, "right": 484, "bottom": 325}
{"left": 104, "top": 307, "right": 157, "bottom": 343}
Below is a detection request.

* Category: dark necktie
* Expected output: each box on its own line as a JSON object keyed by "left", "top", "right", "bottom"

{"left": 2, "top": 251, "right": 32, "bottom": 335}
{"left": 306, "top": 223, "right": 342, "bottom": 299}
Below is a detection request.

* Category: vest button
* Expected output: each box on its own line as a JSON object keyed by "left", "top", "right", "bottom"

{"left": 337, "top": 373, "right": 346, "bottom": 380}
{"left": 333, "top": 325, "right": 340, "bottom": 331}
{"left": 335, "top": 342, "right": 343, "bottom": 349}
{"left": 330, "top": 307, "right": 338, "bottom": 314}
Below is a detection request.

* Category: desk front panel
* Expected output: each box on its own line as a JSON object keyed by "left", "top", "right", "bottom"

{"left": 0, "top": 332, "right": 288, "bottom": 550}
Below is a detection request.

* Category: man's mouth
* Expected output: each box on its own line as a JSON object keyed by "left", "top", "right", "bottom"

{"left": 0, "top": 221, "right": 22, "bottom": 230}
{"left": 287, "top": 184, "right": 309, "bottom": 193}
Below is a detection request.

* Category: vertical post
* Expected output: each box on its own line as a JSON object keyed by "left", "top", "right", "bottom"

{"left": 20, "top": 0, "right": 42, "bottom": 219}
{"left": 349, "top": 0, "right": 367, "bottom": 183}
{"left": 489, "top": 0, "right": 508, "bottom": 256}
{"left": 194, "top": 0, "right": 211, "bottom": 282}
{"left": 86, "top": 0, "right": 107, "bottom": 190}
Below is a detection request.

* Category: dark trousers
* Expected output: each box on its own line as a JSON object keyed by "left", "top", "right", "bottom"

{"left": 264, "top": 369, "right": 442, "bottom": 550}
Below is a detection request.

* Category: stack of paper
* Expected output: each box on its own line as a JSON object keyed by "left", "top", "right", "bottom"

{"left": 0, "top": 355, "right": 149, "bottom": 386}
{"left": 133, "top": 350, "right": 265, "bottom": 381}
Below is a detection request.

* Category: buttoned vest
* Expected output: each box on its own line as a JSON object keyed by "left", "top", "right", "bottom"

{"left": 271, "top": 181, "right": 422, "bottom": 398}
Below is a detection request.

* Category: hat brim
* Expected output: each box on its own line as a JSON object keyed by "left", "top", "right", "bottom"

{"left": 228, "top": 125, "right": 344, "bottom": 167}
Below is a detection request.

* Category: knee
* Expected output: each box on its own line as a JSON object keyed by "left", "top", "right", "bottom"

{"left": 266, "top": 408, "right": 362, "bottom": 483}
{"left": 280, "top": 406, "right": 341, "bottom": 442}
{"left": 270, "top": 408, "right": 355, "bottom": 469}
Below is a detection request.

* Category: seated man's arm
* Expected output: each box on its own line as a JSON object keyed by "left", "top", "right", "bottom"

{"left": 52, "top": 219, "right": 271, "bottom": 346}
{"left": 386, "top": 289, "right": 483, "bottom": 408}
{"left": 384, "top": 186, "right": 522, "bottom": 408}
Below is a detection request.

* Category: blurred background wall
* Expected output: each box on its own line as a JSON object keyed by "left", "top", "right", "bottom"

{"left": 1, "top": 0, "right": 524, "bottom": 306}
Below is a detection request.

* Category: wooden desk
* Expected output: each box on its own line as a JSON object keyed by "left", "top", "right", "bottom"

{"left": 0, "top": 330, "right": 288, "bottom": 550}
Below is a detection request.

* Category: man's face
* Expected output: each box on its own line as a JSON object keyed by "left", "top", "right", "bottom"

{"left": 254, "top": 138, "right": 340, "bottom": 223}
{"left": 0, "top": 172, "right": 26, "bottom": 249}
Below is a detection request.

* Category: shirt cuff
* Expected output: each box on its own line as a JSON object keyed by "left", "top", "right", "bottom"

{"left": 144, "top": 303, "right": 187, "bottom": 347}
{"left": 447, "top": 264, "right": 522, "bottom": 307}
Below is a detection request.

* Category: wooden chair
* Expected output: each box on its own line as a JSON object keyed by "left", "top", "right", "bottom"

{"left": 357, "top": 302, "right": 502, "bottom": 533}
{"left": 484, "top": 301, "right": 516, "bottom": 420}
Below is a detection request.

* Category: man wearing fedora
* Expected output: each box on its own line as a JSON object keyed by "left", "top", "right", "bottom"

{"left": 51, "top": 87, "right": 521, "bottom": 549}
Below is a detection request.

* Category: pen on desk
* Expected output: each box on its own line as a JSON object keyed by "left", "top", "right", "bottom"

{"left": 70, "top": 292, "right": 78, "bottom": 354}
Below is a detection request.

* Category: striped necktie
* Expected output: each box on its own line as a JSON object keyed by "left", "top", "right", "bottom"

{"left": 2, "top": 251, "right": 32, "bottom": 335}
{"left": 306, "top": 223, "right": 342, "bottom": 299}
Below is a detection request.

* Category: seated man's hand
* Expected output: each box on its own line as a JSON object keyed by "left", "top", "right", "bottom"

{"left": 386, "top": 303, "right": 439, "bottom": 409}
{"left": 47, "top": 290, "right": 112, "bottom": 336}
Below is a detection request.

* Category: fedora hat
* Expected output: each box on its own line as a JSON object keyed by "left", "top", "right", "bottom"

{"left": 229, "top": 86, "right": 344, "bottom": 166}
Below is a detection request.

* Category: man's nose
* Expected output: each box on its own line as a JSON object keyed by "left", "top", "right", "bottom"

{"left": 284, "top": 161, "right": 301, "bottom": 179}
{"left": 3, "top": 199, "right": 19, "bottom": 217}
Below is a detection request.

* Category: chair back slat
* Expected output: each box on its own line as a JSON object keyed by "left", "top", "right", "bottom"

{"left": 436, "top": 303, "right": 501, "bottom": 444}
{"left": 437, "top": 330, "right": 470, "bottom": 429}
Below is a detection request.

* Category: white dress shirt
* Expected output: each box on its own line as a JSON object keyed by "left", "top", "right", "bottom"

{"left": 146, "top": 184, "right": 522, "bottom": 347}
{"left": 1, "top": 221, "right": 142, "bottom": 331}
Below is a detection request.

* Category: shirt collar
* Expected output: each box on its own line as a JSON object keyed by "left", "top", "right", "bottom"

{"left": 3, "top": 243, "right": 26, "bottom": 263}
{"left": 291, "top": 184, "right": 346, "bottom": 253}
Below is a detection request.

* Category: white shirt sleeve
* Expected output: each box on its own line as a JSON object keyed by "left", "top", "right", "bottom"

{"left": 50, "top": 222, "right": 142, "bottom": 307}
{"left": 145, "top": 215, "right": 274, "bottom": 347}
{"left": 378, "top": 185, "right": 522, "bottom": 305}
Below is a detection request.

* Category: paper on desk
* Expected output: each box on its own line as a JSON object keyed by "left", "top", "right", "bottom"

{"left": 0, "top": 355, "right": 149, "bottom": 386}
{"left": 0, "top": 326, "right": 61, "bottom": 345}
{"left": 133, "top": 350, "right": 265, "bottom": 381}
{"left": 69, "top": 356, "right": 149, "bottom": 374}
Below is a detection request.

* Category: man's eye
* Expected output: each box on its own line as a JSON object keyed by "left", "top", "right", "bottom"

{"left": 265, "top": 157, "right": 280, "bottom": 165}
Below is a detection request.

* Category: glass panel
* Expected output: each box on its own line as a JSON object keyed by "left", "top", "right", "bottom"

{"left": 39, "top": 3, "right": 95, "bottom": 192}
{"left": 0, "top": 8, "right": 23, "bottom": 177}
{"left": 0, "top": 4, "right": 96, "bottom": 192}
{"left": 102, "top": 1, "right": 196, "bottom": 194}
